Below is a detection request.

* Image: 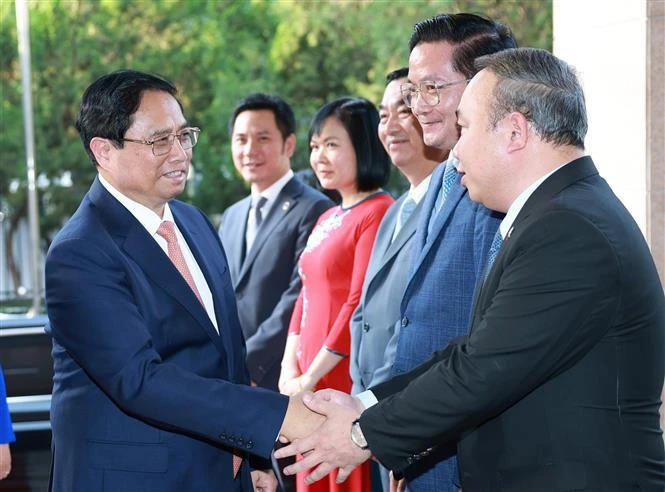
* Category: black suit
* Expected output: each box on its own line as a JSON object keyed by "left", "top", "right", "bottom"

{"left": 360, "top": 157, "right": 665, "bottom": 491}
{"left": 219, "top": 176, "right": 332, "bottom": 389}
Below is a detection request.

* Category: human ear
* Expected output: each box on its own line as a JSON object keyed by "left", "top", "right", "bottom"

{"left": 284, "top": 134, "right": 296, "bottom": 159}
{"left": 90, "top": 137, "right": 113, "bottom": 168}
{"left": 506, "top": 112, "right": 529, "bottom": 153}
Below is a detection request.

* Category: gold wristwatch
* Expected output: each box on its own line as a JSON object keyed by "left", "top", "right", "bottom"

{"left": 350, "top": 419, "right": 369, "bottom": 450}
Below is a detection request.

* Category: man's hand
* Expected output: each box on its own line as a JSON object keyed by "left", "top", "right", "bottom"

{"left": 0, "top": 443, "right": 11, "bottom": 480}
{"left": 251, "top": 469, "right": 278, "bottom": 492}
{"left": 274, "top": 390, "right": 371, "bottom": 484}
{"left": 389, "top": 471, "right": 406, "bottom": 492}
{"left": 279, "top": 393, "right": 326, "bottom": 442}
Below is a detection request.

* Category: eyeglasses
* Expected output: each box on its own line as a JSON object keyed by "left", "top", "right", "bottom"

{"left": 122, "top": 127, "right": 201, "bottom": 156}
{"left": 400, "top": 80, "right": 469, "bottom": 108}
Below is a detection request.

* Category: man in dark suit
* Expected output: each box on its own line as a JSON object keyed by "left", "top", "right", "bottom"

{"left": 45, "top": 70, "right": 322, "bottom": 492}
{"left": 276, "top": 49, "right": 665, "bottom": 491}
{"left": 219, "top": 93, "right": 332, "bottom": 391}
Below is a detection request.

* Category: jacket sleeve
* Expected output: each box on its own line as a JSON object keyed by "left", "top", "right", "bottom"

{"left": 0, "top": 365, "right": 15, "bottom": 444}
{"left": 360, "top": 210, "right": 620, "bottom": 475}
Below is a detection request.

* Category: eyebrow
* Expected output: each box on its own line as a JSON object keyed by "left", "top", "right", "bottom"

{"left": 147, "top": 123, "right": 188, "bottom": 139}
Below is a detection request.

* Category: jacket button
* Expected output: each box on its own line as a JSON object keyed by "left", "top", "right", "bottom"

{"left": 247, "top": 440, "right": 254, "bottom": 449}
{"left": 401, "top": 316, "right": 409, "bottom": 327}
{"left": 363, "top": 323, "right": 370, "bottom": 332}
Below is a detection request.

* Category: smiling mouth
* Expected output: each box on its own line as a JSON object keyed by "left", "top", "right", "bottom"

{"left": 164, "top": 170, "right": 186, "bottom": 178}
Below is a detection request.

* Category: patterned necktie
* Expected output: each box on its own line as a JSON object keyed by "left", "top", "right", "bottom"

{"left": 393, "top": 197, "right": 417, "bottom": 241}
{"left": 484, "top": 229, "right": 504, "bottom": 280}
{"left": 427, "top": 162, "right": 457, "bottom": 238}
{"left": 156, "top": 221, "right": 203, "bottom": 305}
{"left": 157, "top": 220, "right": 243, "bottom": 477}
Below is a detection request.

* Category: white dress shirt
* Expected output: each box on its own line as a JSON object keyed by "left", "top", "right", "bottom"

{"left": 245, "top": 169, "right": 294, "bottom": 250}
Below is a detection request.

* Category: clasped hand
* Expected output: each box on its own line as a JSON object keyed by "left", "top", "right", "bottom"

{"left": 276, "top": 389, "right": 372, "bottom": 484}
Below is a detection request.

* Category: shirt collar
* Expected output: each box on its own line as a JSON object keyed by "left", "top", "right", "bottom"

{"left": 252, "top": 169, "right": 294, "bottom": 205}
{"left": 499, "top": 162, "right": 568, "bottom": 239}
{"left": 98, "top": 173, "right": 172, "bottom": 236}
{"left": 408, "top": 172, "right": 433, "bottom": 205}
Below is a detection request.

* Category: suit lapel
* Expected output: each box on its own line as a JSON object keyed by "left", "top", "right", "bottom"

{"left": 382, "top": 199, "right": 422, "bottom": 262}
{"left": 412, "top": 164, "right": 444, "bottom": 255}
{"left": 412, "top": 176, "right": 466, "bottom": 273}
{"left": 173, "top": 212, "right": 240, "bottom": 371}
{"left": 238, "top": 177, "right": 301, "bottom": 283}
{"left": 224, "top": 197, "right": 250, "bottom": 283}
{"left": 90, "top": 178, "right": 224, "bottom": 345}
{"left": 472, "top": 156, "right": 600, "bottom": 329}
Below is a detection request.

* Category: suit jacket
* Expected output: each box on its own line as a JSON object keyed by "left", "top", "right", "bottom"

{"left": 45, "top": 177, "right": 288, "bottom": 492}
{"left": 0, "top": 365, "right": 15, "bottom": 444}
{"left": 349, "top": 193, "right": 423, "bottom": 395}
{"left": 219, "top": 176, "right": 332, "bottom": 390}
{"left": 388, "top": 162, "right": 501, "bottom": 491}
{"left": 361, "top": 157, "right": 665, "bottom": 492}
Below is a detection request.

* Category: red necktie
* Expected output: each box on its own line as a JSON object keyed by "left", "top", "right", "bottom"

{"left": 156, "top": 221, "right": 203, "bottom": 305}
{"left": 157, "top": 221, "right": 243, "bottom": 477}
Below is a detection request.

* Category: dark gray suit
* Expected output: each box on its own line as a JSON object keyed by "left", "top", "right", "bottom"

{"left": 350, "top": 193, "right": 423, "bottom": 395}
{"left": 360, "top": 157, "right": 665, "bottom": 491}
{"left": 219, "top": 176, "right": 332, "bottom": 390}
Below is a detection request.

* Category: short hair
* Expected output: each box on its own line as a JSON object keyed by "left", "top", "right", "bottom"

{"left": 476, "top": 48, "right": 587, "bottom": 149}
{"left": 308, "top": 97, "right": 391, "bottom": 192}
{"left": 75, "top": 69, "right": 181, "bottom": 167}
{"left": 228, "top": 93, "right": 296, "bottom": 140}
{"left": 386, "top": 67, "right": 408, "bottom": 84}
{"left": 409, "top": 13, "right": 517, "bottom": 79}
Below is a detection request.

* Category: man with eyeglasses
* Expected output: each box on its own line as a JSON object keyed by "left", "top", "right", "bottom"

{"left": 44, "top": 69, "right": 324, "bottom": 492}
{"left": 276, "top": 13, "right": 516, "bottom": 492}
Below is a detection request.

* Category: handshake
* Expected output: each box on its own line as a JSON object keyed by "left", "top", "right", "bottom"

{"left": 276, "top": 389, "right": 374, "bottom": 485}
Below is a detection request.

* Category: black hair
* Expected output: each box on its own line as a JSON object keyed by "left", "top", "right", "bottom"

{"left": 386, "top": 67, "right": 408, "bottom": 84}
{"left": 228, "top": 93, "right": 296, "bottom": 140}
{"left": 308, "top": 97, "right": 390, "bottom": 191}
{"left": 75, "top": 69, "right": 181, "bottom": 167}
{"left": 409, "top": 13, "right": 517, "bottom": 79}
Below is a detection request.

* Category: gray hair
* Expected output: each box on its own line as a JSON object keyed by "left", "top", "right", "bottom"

{"left": 475, "top": 48, "right": 587, "bottom": 149}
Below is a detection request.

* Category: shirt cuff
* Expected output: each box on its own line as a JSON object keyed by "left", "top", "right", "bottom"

{"left": 356, "top": 390, "right": 378, "bottom": 409}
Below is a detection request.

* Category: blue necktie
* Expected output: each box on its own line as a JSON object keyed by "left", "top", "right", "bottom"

{"left": 393, "top": 197, "right": 417, "bottom": 241}
{"left": 427, "top": 162, "right": 457, "bottom": 238}
{"left": 484, "top": 229, "right": 504, "bottom": 279}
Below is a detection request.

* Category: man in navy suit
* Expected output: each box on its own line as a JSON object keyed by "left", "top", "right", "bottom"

{"left": 349, "top": 67, "right": 443, "bottom": 492}
{"left": 276, "top": 48, "right": 665, "bottom": 492}
{"left": 374, "top": 14, "right": 514, "bottom": 491}
{"left": 219, "top": 93, "right": 332, "bottom": 392}
{"left": 45, "top": 70, "right": 322, "bottom": 492}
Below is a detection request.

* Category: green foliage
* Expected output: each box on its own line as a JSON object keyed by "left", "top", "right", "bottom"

{"left": 1, "top": 0, "right": 552, "bottom": 284}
